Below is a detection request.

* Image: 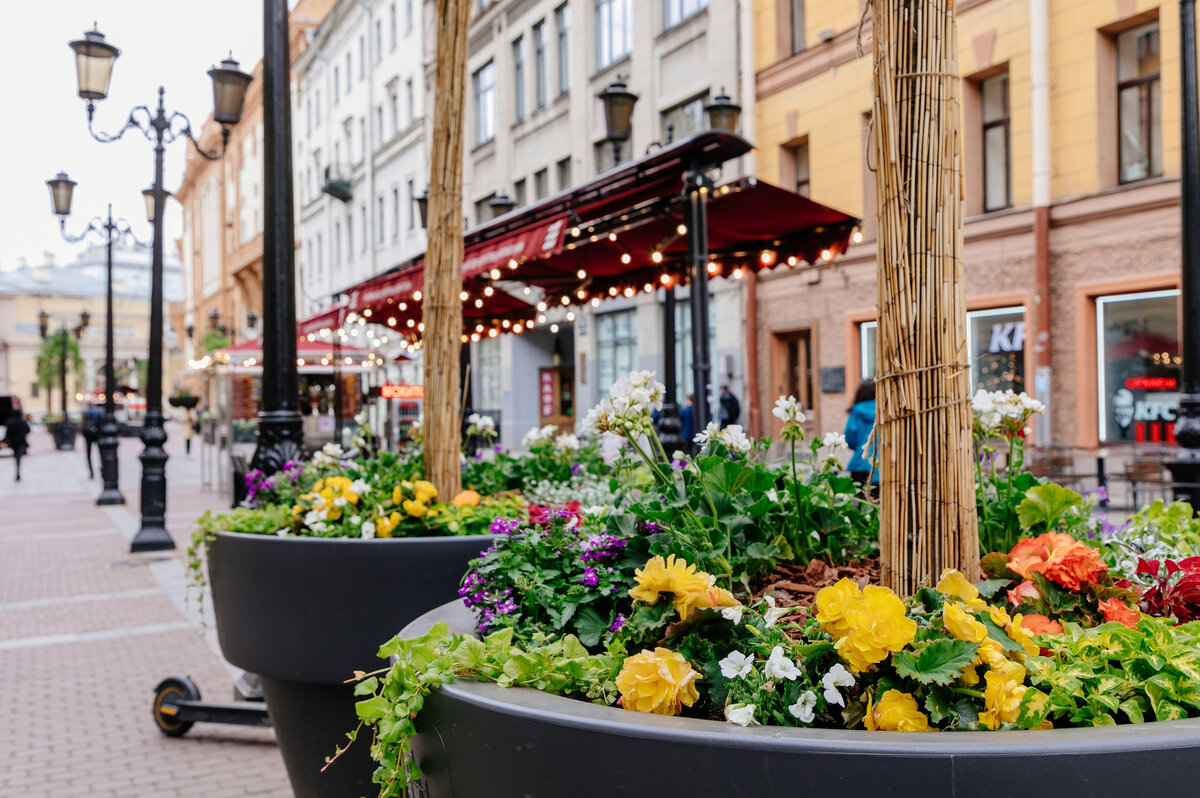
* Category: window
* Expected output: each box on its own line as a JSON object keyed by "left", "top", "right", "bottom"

{"left": 346, "top": 53, "right": 352, "bottom": 93}
{"left": 533, "top": 22, "right": 548, "bottom": 109}
{"left": 557, "top": 157, "right": 572, "bottom": 190}
{"left": 333, "top": 67, "right": 340, "bottom": 104}
{"left": 306, "top": 96, "right": 312, "bottom": 135}
{"left": 555, "top": 4, "right": 571, "bottom": 95}
{"left": 335, "top": 222, "right": 342, "bottom": 265}
{"left": 359, "top": 116, "right": 367, "bottom": 161}
{"left": 316, "top": 233, "right": 323, "bottom": 272}
{"left": 534, "top": 168, "right": 549, "bottom": 199}
{"left": 361, "top": 203, "right": 368, "bottom": 251}
{"left": 476, "top": 337, "right": 503, "bottom": 410}
{"left": 405, "top": 78, "right": 415, "bottom": 125}
{"left": 791, "top": 0, "right": 805, "bottom": 54}
{"left": 375, "top": 105, "right": 384, "bottom": 141}
{"left": 359, "top": 36, "right": 365, "bottom": 79}
{"left": 473, "top": 61, "right": 497, "bottom": 144}
{"left": 375, "top": 21, "right": 383, "bottom": 63}
{"left": 346, "top": 214, "right": 353, "bottom": 262}
{"left": 860, "top": 306, "right": 1027, "bottom": 393}
{"left": 1117, "top": 22, "right": 1161, "bottom": 183}
{"left": 407, "top": 178, "right": 416, "bottom": 229}
{"left": 597, "top": 310, "right": 637, "bottom": 392}
{"left": 788, "top": 141, "right": 810, "bottom": 196}
{"left": 390, "top": 89, "right": 400, "bottom": 134}
{"left": 377, "top": 196, "right": 385, "bottom": 243}
{"left": 392, "top": 186, "right": 400, "bottom": 239}
{"left": 406, "top": 0, "right": 413, "bottom": 33}
{"left": 674, "top": 301, "right": 716, "bottom": 400}
{"left": 513, "top": 37, "right": 525, "bottom": 123}
{"left": 595, "top": 0, "right": 632, "bottom": 71}
{"left": 514, "top": 178, "right": 527, "bottom": 207}
{"left": 389, "top": 4, "right": 397, "bottom": 50}
{"left": 315, "top": 90, "right": 321, "bottom": 126}
{"left": 661, "top": 94, "right": 707, "bottom": 142}
{"left": 1096, "top": 289, "right": 1180, "bottom": 443}
{"left": 982, "top": 73, "right": 1011, "bottom": 211}
{"left": 664, "top": 0, "right": 707, "bottom": 29}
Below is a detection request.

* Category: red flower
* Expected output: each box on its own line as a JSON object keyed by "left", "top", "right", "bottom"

{"left": 1007, "top": 532, "right": 1106, "bottom": 591}
{"left": 1098, "top": 598, "right": 1140, "bottom": 629}
{"left": 1017, "top": 613, "right": 1063, "bottom": 635}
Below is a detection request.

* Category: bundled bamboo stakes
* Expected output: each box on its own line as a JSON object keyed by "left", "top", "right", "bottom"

{"left": 423, "top": 0, "right": 471, "bottom": 498}
{"left": 870, "top": 0, "right": 979, "bottom": 593}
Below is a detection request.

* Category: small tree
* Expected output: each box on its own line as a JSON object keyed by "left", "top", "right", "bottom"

{"left": 36, "top": 331, "right": 84, "bottom": 414}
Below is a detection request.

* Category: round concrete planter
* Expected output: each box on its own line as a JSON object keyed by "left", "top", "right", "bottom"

{"left": 401, "top": 601, "right": 1200, "bottom": 798}
{"left": 207, "top": 532, "right": 496, "bottom": 798}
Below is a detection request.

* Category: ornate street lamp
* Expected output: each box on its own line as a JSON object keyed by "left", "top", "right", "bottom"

{"left": 46, "top": 171, "right": 147, "bottom": 504}
{"left": 598, "top": 78, "right": 638, "bottom": 168}
{"left": 489, "top": 192, "right": 516, "bottom": 219}
{"left": 69, "top": 24, "right": 250, "bottom": 551}
{"left": 142, "top": 186, "right": 173, "bottom": 224}
{"left": 704, "top": 89, "right": 741, "bottom": 133}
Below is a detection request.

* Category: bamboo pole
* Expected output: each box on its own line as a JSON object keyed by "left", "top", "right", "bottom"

{"left": 424, "top": 0, "right": 471, "bottom": 498}
{"left": 870, "top": 0, "right": 979, "bottom": 593}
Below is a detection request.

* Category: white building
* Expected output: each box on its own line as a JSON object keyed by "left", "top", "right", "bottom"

{"left": 295, "top": 0, "right": 428, "bottom": 316}
{"left": 452, "top": 0, "right": 756, "bottom": 445}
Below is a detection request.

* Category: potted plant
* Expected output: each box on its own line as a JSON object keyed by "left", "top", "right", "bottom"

{"left": 343, "top": 377, "right": 1200, "bottom": 798}
{"left": 168, "top": 391, "right": 199, "bottom": 409}
{"left": 44, "top": 414, "right": 79, "bottom": 451}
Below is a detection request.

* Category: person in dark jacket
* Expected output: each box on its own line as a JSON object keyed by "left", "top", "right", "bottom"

{"left": 4, "top": 411, "right": 31, "bottom": 482}
{"left": 679, "top": 394, "right": 696, "bottom": 451}
{"left": 844, "top": 379, "right": 878, "bottom": 488}
{"left": 82, "top": 404, "right": 103, "bottom": 478}
{"left": 718, "top": 385, "right": 741, "bottom": 429}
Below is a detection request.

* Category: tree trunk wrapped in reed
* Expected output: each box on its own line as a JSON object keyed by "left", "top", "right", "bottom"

{"left": 423, "top": 0, "right": 471, "bottom": 498}
{"left": 870, "top": 0, "right": 979, "bottom": 592}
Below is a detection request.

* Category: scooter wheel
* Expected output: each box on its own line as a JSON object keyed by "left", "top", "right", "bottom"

{"left": 153, "top": 675, "right": 200, "bottom": 737}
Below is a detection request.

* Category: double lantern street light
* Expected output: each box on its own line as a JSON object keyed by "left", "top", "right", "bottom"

{"left": 68, "top": 24, "right": 251, "bottom": 551}
{"left": 45, "top": 171, "right": 152, "bottom": 505}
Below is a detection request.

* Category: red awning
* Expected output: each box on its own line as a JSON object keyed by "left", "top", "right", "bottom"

{"left": 216, "top": 335, "right": 371, "bottom": 359}
{"left": 297, "top": 304, "right": 347, "bottom": 336}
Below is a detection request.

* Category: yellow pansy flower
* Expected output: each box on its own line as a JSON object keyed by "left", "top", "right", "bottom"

{"left": 392, "top": 485, "right": 403, "bottom": 505}
{"left": 616, "top": 647, "right": 700, "bottom": 716}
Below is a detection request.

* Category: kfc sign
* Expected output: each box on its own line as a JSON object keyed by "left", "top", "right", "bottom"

{"left": 380, "top": 384, "right": 424, "bottom": 400}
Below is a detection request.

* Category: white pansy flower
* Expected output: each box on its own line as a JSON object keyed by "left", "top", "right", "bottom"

{"left": 555, "top": 433, "right": 580, "bottom": 451}
{"left": 718, "top": 650, "right": 755, "bottom": 680}
{"left": 762, "top": 646, "right": 802, "bottom": 681}
{"left": 821, "top": 663, "right": 856, "bottom": 707}
{"left": 304, "top": 510, "right": 321, "bottom": 526}
{"left": 361, "top": 521, "right": 376, "bottom": 539}
{"left": 349, "top": 515, "right": 362, "bottom": 526}
{"left": 333, "top": 496, "right": 348, "bottom": 507}
{"left": 789, "top": 690, "right": 818, "bottom": 723}
{"left": 350, "top": 479, "right": 370, "bottom": 496}
{"left": 724, "top": 703, "right": 760, "bottom": 727}
{"left": 720, "top": 605, "right": 744, "bottom": 625}
{"left": 762, "top": 595, "right": 792, "bottom": 627}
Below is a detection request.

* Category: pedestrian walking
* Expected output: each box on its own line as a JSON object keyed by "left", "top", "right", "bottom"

{"left": 181, "top": 407, "right": 197, "bottom": 456}
{"left": 718, "top": 385, "right": 741, "bottom": 429}
{"left": 4, "top": 410, "right": 30, "bottom": 482}
{"left": 82, "top": 404, "right": 103, "bottom": 479}
{"left": 844, "top": 379, "right": 878, "bottom": 492}
{"left": 680, "top": 394, "right": 696, "bottom": 451}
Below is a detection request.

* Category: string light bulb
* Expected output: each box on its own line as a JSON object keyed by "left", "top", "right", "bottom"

{"left": 759, "top": 250, "right": 776, "bottom": 266}
{"left": 607, "top": 232, "right": 617, "bottom": 241}
{"left": 620, "top": 252, "right": 632, "bottom": 265}
{"left": 570, "top": 226, "right": 581, "bottom": 237}
{"left": 488, "top": 328, "right": 498, "bottom": 337}
{"left": 508, "top": 258, "right": 519, "bottom": 269}
{"left": 576, "top": 289, "right": 587, "bottom": 300}
{"left": 676, "top": 223, "right": 687, "bottom": 235}
{"left": 523, "top": 286, "right": 531, "bottom": 294}
{"left": 561, "top": 295, "right": 570, "bottom": 305}
{"left": 609, "top": 286, "right": 619, "bottom": 296}
{"left": 537, "top": 301, "right": 548, "bottom": 311}
{"left": 470, "top": 332, "right": 480, "bottom": 342}
{"left": 474, "top": 298, "right": 483, "bottom": 308}
{"left": 501, "top": 319, "right": 511, "bottom": 328}
{"left": 566, "top": 311, "right": 576, "bottom": 321}
{"left": 821, "top": 249, "right": 833, "bottom": 262}
{"left": 413, "top": 290, "right": 422, "bottom": 301}
{"left": 460, "top": 290, "right": 469, "bottom": 301}
{"left": 852, "top": 227, "right": 864, "bottom": 244}
{"left": 550, "top": 323, "right": 560, "bottom": 333}
{"left": 786, "top": 255, "right": 798, "bottom": 267}
{"left": 706, "top": 261, "right": 718, "bottom": 274}
{"left": 362, "top": 308, "right": 372, "bottom": 317}
{"left": 399, "top": 302, "right": 407, "bottom": 311}
{"left": 590, "top": 297, "right": 600, "bottom": 307}
{"left": 417, "top": 322, "right": 425, "bottom": 332}
{"left": 538, "top": 314, "right": 547, "bottom": 323}
{"left": 577, "top": 268, "right": 586, "bottom": 279}
{"left": 483, "top": 286, "right": 495, "bottom": 297}
{"left": 387, "top": 317, "right": 396, "bottom": 326}
{"left": 407, "top": 319, "right": 416, "bottom": 328}
{"left": 733, "top": 267, "right": 744, "bottom": 279}
{"left": 489, "top": 268, "right": 501, "bottom": 280}
{"left": 623, "top": 287, "right": 635, "bottom": 297}
{"left": 475, "top": 324, "right": 485, "bottom": 333}
{"left": 660, "top": 273, "right": 671, "bottom": 286}
{"left": 651, "top": 251, "right": 663, "bottom": 264}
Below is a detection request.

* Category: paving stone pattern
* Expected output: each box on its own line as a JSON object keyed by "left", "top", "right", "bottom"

{"left": 0, "top": 426, "right": 293, "bottom": 797}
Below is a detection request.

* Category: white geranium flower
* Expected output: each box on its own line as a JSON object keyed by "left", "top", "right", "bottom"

{"left": 693, "top": 421, "right": 721, "bottom": 446}
{"left": 789, "top": 690, "right": 818, "bottom": 723}
{"left": 718, "top": 650, "right": 755, "bottom": 680}
{"left": 724, "top": 703, "right": 760, "bottom": 727}
{"left": 821, "top": 431, "right": 849, "bottom": 452}
{"left": 762, "top": 595, "right": 792, "bottom": 627}
{"left": 555, "top": 433, "right": 580, "bottom": 451}
{"left": 361, "top": 520, "right": 376, "bottom": 539}
{"left": 720, "top": 605, "right": 744, "bottom": 625}
{"left": 821, "top": 663, "right": 856, "bottom": 707}
{"left": 766, "top": 488, "right": 779, "bottom": 503}
{"left": 349, "top": 515, "right": 361, "bottom": 526}
{"left": 772, "top": 395, "right": 806, "bottom": 424}
{"left": 721, "top": 425, "right": 752, "bottom": 454}
{"left": 763, "top": 646, "right": 802, "bottom": 681}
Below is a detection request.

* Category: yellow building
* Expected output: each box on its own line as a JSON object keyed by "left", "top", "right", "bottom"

{"left": 753, "top": 0, "right": 1187, "bottom": 458}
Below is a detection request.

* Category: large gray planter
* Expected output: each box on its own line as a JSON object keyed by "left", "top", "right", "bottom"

{"left": 207, "top": 532, "right": 496, "bottom": 798}
{"left": 402, "top": 601, "right": 1200, "bottom": 798}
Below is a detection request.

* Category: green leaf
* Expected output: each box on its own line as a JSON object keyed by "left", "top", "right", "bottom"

{"left": 1017, "top": 484, "right": 1083, "bottom": 532}
{"left": 355, "top": 695, "right": 391, "bottom": 721}
{"left": 893, "top": 640, "right": 979, "bottom": 685}
{"left": 973, "top": 579, "right": 1011, "bottom": 600}
{"left": 978, "top": 613, "right": 1024, "bottom": 654}
{"left": 1120, "top": 696, "right": 1148, "bottom": 724}
{"left": 353, "top": 676, "right": 379, "bottom": 696}
{"left": 574, "top": 607, "right": 609, "bottom": 648}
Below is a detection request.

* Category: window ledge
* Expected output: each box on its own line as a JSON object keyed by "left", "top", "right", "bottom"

{"left": 658, "top": 7, "right": 710, "bottom": 43}
{"left": 590, "top": 54, "right": 632, "bottom": 84}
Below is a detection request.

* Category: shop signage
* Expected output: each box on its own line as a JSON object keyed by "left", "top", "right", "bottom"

{"left": 1124, "top": 376, "right": 1177, "bottom": 391}
{"left": 987, "top": 321, "right": 1026, "bottom": 353}
{"left": 1112, "top": 387, "right": 1179, "bottom": 443}
{"left": 378, "top": 384, "right": 424, "bottom": 400}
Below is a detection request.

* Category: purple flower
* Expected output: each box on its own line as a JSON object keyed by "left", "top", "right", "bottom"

{"left": 494, "top": 444, "right": 504, "bottom": 452}
{"left": 488, "top": 517, "right": 521, "bottom": 536}
{"left": 637, "top": 520, "right": 662, "bottom": 536}
{"left": 496, "top": 597, "right": 517, "bottom": 614}
{"left": 579, "top": 567, "right": 599, "bottom": 587}
{"left": 571, "top": 463, "right": 582, "bottom": 475}
{"left": 1086, "top": 485, "right": 1109, "bottom": 503}
{"left": 671, "top": 459, "right": 687, "bottom": 470}
{"left": 580, "top": 534, "right": 627, "bottom": 562}
{"left": 476, "top": 452, "right": 485, "bottom": 461}
{"left": 609, "top": 613, "right": 626, "bottom": 632}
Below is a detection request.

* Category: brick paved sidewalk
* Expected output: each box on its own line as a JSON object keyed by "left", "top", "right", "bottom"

{"left": 0, "top": 425, "right": 293, "bottom": 797}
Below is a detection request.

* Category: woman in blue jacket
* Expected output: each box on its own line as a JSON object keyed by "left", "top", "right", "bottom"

{"left": 844, "top": 379, "right": 877, "bottom": 489}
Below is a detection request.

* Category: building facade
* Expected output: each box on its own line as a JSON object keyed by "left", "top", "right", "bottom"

{"left": 0, "top": 247, "right": 184, "bottom": 418}
{"left": 456, "top": 0, "right": 757, "bottom": 444}
{"left": 753, "top": 0, "right": 1187, "bottom": 450}
{"left": 294, "top": 0, "right": 429, "bottom": 316}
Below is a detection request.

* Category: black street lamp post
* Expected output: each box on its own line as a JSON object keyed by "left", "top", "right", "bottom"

{"left": 38, "top": 308, "right": 89, "bottom": 451}
{"left": 68, "top": 24, "right": 251, "bottom": 551}
{"left": 1169, "top": 0, "right": 1200, "bottom": 504}
{"left": 45, "top": 171, "right": 145, "bottom": 504}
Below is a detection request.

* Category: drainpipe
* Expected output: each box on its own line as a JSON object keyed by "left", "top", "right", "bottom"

{"left": 1030, "top": 0, "right": 1053, "bottom": 443}
{"left": 737, "top": 0, "right": 756, "bottom": 177}
{"left": 745, "top": 269, "right": 761, "bottom": 437}
{"left": 358, "top": 0, "right": 378, "bottom": 280}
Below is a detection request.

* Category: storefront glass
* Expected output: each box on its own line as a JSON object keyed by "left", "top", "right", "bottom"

{"left": 597, "top": 310, "right": 637, "bottom": 393}
{"left": 1096, "top": 289, "right": 1180, "bottom": 444}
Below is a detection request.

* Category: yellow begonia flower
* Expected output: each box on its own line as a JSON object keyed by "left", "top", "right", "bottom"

{"left": 961, "top": 663, "right": 981, "bottom": 687}
{"left": 674, "top": 585, "right": 740, "bottom": 621}
{"left": 629, "top": 555, "right": 710, "bottom": 606}
{"left": 935, "top": 569, "right": 988, "bottom": 612}
{"left": 616, "top": 647, "right": 700, "bottom": 716}
{"left": 943, "top": 602, "right": 988, "bottom": 643}
{"left": 980, "top": 661, "right": 1028, "bottom": 730}
{"left": 987, "top": 604, "right": 1012, "bottom": 629}
{"left": 827, "top": 586, "right": 917, "bottom": 673}
{"left": 403, "top": 499, "right": 428, "bottom": 518}
{"left": 975, "top": 637, "right": 1007, "bottom": 668}
{"left": 864, "top": 690, "right": 935, "bottom": 732}
{"left": 1005, "top": 615, "right": 1041, "bottom": 657}
{"left": 392, "top": 486, "right": 403, "bottom": 505}
{"left": 375, "top": 511, "right": 400, "bottom": 538}
{"left": 413, "top": 480, "right": 438, "bottom": 504}
{"left": 814, "top": 578, "right": 863, "bottom": 639}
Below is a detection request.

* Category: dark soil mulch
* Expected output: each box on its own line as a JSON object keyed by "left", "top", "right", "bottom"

{"left": 750, "top": 557, "right": 881, "bottom": 621}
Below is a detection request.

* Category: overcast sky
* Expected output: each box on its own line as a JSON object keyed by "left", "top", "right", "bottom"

{"left": 0, "top": 1, "right": 267, "bottom": 272}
